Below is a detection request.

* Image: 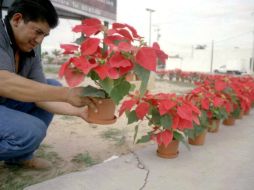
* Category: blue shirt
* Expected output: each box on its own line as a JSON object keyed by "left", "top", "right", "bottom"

{"left": 0, "top": 17, "right": 46, "bottom": 103}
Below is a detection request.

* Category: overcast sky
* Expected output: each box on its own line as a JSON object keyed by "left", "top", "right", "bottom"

{"left": 42, "top": 0, "right": 254, "bottom": 54}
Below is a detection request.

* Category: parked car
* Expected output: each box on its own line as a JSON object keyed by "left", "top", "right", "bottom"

{"left": 214, "top": 65, "right": 246, "bottom": 75}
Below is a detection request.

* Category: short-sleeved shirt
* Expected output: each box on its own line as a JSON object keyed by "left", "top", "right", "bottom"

{"left": 0, "top": 17, "right": 46, "bottom": 103}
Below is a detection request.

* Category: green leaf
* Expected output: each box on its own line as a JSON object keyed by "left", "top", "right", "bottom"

{"left": 110, "top": 80, "right": 131, "bottom": 104}
{"left": 231, "top": 106, "right": 241, "bottom": 118}
{"left": 127, "top": 110, "right": 138, "bottom": 124}
{"left": 200, "top": 110, "right": 208, "bottom": 126}
{"left": 133, "top": 124, "right": 139, "bottom": 143}
{"left": 136, "top": 133, "right": 151, "bottom": 144}
{"left": 184, "top": 129, "right": 195, "bottom": 139}
{"left": 150, "top": 108, "right": 161, "bottom": 125}
{"left": 134, "top": 64, "right": 150, "bottom": 97}
{"left": 81, "top": 85, "right": 107, "bottom": 98}
{"left": 173, "top": 131, "right": 184, "bottom": 141}
{"left": 100, "top": 78, "right": 114, "bottom": 95}
{"left": 160, "top": 115, "right": 172, "bottom": 129}
{"left": 173, "top": 131, "right": 190, "bottom": 150}
{"left": 74, "top": 35, "right": 85, "bottom": 45}
{"left": 89, "top": 71, "right": 100, "bottom": 81}
{"left": 129, "top": 83, "right": 136, "bottom": 92}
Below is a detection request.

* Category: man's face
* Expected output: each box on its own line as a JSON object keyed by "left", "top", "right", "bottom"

{"left": 11, "top": 13, "right": 50, "bottom": 52}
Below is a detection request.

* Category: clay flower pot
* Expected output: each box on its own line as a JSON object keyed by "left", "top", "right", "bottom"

{"left": 157, "top": 140, "right": 179, "bottom": 159}
{"left": 223, "top": 116, "right": 235, "bottom": 126}
{"left": 208, "top": 119, "right": 220, "bottom": 133}
{"left": 88, "top": 98, "right": 117, "bottom": 125}
{"left": 188, "top": 129, "right": 207, "bottom": 145}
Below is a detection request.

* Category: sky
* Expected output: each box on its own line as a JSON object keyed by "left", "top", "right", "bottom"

{"left": 42, "top": 0, "right": 254, "bottom": 56}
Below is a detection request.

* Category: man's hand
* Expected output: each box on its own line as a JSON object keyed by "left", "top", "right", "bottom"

{"left": 76, "top": 106, "right": 90, "bottom": 122}
{"left": 65, "top": 87, "right": 98, "bottom": 112}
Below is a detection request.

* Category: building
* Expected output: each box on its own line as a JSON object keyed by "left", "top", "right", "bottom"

{"left": 1, "top": 0, "right": 117, "bottom": 23}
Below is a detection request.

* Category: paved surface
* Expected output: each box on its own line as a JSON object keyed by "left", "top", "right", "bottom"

{"left": 25, "top": 109, "right": 254, "bottom": 190}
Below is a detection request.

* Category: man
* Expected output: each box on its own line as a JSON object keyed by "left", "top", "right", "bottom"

{"left": 0, "top": 0, "right": 98, "bottom": 169}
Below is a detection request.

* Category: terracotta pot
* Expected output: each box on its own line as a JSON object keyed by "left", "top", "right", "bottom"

{"left": 188, "top": 130, "right": 207, "bottom": 145}
{"left": 157, "top": 140, "right": 179, "bottom": 159}
{"left": 223, "top": 116, "right": 235, "bottom": 126}
{"left": 88, "top": 98, "right": 117, "bottom": 125}
{"left": 208, "top": 119, "right": 220, "bottom": 133}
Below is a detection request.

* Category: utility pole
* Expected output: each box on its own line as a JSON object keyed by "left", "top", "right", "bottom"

{"left": 250, "top": 12, "right": 254, "bottom": 74}
{"left": 156, "top": 27, "right": 161, "bottom": 42}
{"left": 146, "top": 8, "right": 155, "bottom": 46}
{"left": 210, "top": 40, "right": 214, "bottom": 73}
{"left": 251, "top": 26, "right": 254, "bottom": 74}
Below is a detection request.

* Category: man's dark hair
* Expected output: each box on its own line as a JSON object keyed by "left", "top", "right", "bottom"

{"left": 7, "top": 0, "right": 59, "bottom": 28}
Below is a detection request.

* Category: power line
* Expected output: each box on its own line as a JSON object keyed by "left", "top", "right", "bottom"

{"left": 214, "top": 30, "right": 252, "bottom": 44}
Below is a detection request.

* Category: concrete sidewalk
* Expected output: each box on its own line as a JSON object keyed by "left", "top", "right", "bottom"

{"left": 25, "top": 110, "right": 254, "bottom": 190}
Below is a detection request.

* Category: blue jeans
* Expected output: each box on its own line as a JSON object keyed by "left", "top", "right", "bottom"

{"left": 0, "top": 79, "right": 61, "bottom": 162}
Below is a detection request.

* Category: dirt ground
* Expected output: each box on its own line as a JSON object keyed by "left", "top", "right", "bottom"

{"left": 0, "top": 74, "right": 195, "bottom": 190}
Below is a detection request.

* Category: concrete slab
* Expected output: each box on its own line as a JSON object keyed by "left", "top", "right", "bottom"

{"left": 25, "top": 110, "right": 254, "bottom": 190}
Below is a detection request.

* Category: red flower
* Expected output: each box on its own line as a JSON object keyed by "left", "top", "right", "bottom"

{"left": 158, "top": 99, "right": 176, "bottom": 115}
{"left": 135, "top": 102, "right": 150, "bottom": 120}
{"left": 156, "top": 130, "right": 173, "bottom": 147}
{"left": 119, "top": 99, "right": 138, "bottom": 116}
{"left": 72, "top": 18, "right": 103, "bottom": 36}
{"left": 136, "top": 47, "right": 157, "bottom": 71}
{"left": 112, "top": 23, "right": 141, "bottom": 39}
{"left": 60, "top": 44, "right": 79, "bottom": 54}
{"left": 81, "top": 38, "right": 100, "bottom": 56}
{"left": 152, "top": 42, "right": 168, "bottom": 64}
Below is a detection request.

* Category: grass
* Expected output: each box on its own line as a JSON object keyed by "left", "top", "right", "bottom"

{"left": 100, "top": 128, "right": 126, "bottom": 146}
{"left": 35, "top": 144, "right": 63, "bottom": 164}
{"left": 71, "top": 152, "right": 98, "bottom": 167}
{"left": 0, "top": 144, "right": 63, "bottom": 190}
{"left": 43, "top": 66, "right": 59, "bottom": 74}
{"left": 1, "top": 170, "right": 34, "bottom": 190}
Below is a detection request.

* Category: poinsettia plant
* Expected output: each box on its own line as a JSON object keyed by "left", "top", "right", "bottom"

{"left": 119, "top": 92, "right": 201, "bottom": 147}
{"left": 186, "top": 85, "right": 229, "bottom": 121}
{"left": 185, "top": 85, "right": 228, "bottom": 133}
{"left": 59, "top": 18, "right": 168, "bottom": 104}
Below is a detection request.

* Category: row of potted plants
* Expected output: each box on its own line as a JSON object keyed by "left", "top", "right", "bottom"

{"left": 120, "top": 74, "right": 254, "bottom": 158}
{"left": 156, "top": 69, "right": 207, "bottom": 83}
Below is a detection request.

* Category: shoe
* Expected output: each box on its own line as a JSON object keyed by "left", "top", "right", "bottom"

{"left": 5, "top": 157, "right": 52, "bottom": 170}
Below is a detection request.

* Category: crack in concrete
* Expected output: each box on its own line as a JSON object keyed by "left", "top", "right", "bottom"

{"left": 130, "top": 151, "right": 150, "bottom": 190}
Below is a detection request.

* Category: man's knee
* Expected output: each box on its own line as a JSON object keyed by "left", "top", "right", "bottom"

{"left": 0, "top": 117, "right": 47, "bottom": 160}
{"left": 46, "top": 79, "right": 62, "bottom": 87}
{"left": 21, "top": 117, "right": 47, "bottom": 147}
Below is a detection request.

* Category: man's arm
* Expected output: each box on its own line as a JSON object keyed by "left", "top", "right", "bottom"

{"left": 0, "top": 70, "right": 68, "bottom": 102}
{"left": 35, "top": 101, "right": 90, "bottom": 122}
{"left": 0, "top": 70, "right": 97, "bottom": 109}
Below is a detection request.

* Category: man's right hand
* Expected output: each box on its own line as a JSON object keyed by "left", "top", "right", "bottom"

{"left": 65, "top": 87, "right": 98, "bottom": 112}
